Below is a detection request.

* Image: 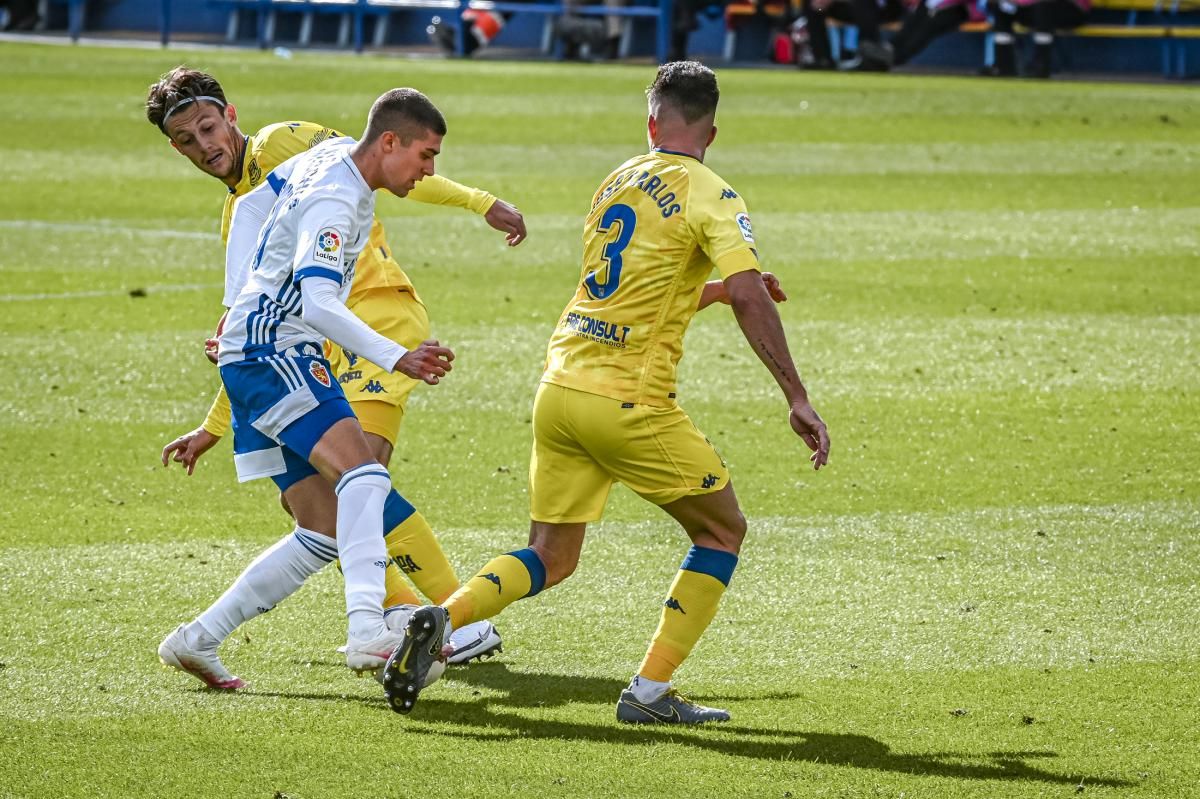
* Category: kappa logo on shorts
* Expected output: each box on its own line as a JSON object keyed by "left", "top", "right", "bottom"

{"left": 701, "top": 473, "right": 720, "bottom": 489}
{"left": 735, "top": 213, "right": 755, "bottom": 244}
{"left": 313, "top": 227, "right": 342, "bottom": 266}
{"left": 360, "top": 379, "right": 387, "bottom": 394}
{"left": 308, "top": 361, "right": 332, "bottom": 388}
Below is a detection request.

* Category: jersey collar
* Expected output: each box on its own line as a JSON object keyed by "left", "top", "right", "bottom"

{"left": 652, "top": 147, "right": 700, "bottom": 161}
{"left": 228, "top": 134, "right": 250, "bottom": 194}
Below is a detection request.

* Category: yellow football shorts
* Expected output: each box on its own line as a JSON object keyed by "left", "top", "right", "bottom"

{"left": 529, "top": 382, "right": 730, "bottom": 523}
{"left": 326, "top": 287, "right": 431, "bottom": 446}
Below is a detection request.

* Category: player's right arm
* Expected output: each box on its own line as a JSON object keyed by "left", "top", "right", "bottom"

{"left": 162, "top": 426, "right": 222, "bottom": 475}
{"left": 689, "top": 179, "right": 829, "bottom": 469}
{"left": 725, "top": 272, "right": 828, "bottom": 469}
{"left": 293, "top": 201, "right": 455, "bottom": 383}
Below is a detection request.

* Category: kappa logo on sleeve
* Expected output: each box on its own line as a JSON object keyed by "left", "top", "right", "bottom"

{"left": 313, "top": 228, "right": 343, "bottom": 266}
{"left": 735, "top": 212, "right": 755, "bottom": 243}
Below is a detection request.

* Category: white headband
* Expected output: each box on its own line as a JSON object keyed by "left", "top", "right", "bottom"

{"left": 161, "top": 95, "right": 226, "bottom": 128}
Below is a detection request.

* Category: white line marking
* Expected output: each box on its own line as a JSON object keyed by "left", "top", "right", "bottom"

{"left": 0, "top": 283, "right": 221, "bottom": 302}
{"left": 0, "top": 220, "right": 218, "bottom": 241}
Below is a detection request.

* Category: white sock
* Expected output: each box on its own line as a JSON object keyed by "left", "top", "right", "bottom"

{"left": 630, "top": 674, "right": 671, "bottom": 703}
{"left": 195, "top": 526, "right": 335, "bottom": 643}
{"left": 334, "top": 463, "right": 393, "bottom": 642}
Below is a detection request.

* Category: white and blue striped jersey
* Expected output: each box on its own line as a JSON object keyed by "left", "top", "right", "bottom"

{"left": 217, "top": 137, "right": 402, "bottom": 370}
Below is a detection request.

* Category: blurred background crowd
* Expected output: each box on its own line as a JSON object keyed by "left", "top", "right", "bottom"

{"left": 1, "top": 0, "right": 1195, "bottom": 78}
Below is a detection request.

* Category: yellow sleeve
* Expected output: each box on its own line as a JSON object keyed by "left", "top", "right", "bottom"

{"left": 201, "top": 384, "right": 231, "bottom": 437}
{"left": 687, "top": 178, "right": 760, "bottom": 279}
{"left": 406, "top": 174, "right": 497, "bottom": 216}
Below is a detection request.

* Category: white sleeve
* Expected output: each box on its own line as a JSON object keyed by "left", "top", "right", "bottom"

{"left": 301, "top": 276, "right": 405, "bottom": 371}
{"left": 223, "top": 184, "right": 277, "bottom": 308}
{"left": 290, "top": 197, "right": 359, "bottom": 288}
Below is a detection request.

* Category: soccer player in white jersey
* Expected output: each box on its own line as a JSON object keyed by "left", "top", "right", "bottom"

{"left": 148, "top": 69, "right": 509, "bottom": 690}
{"left": 214, "top": 88, "right": 456, "bottom": 673}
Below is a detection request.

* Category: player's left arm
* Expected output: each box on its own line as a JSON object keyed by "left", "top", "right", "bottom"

{"left": 698, "top": 271, "right": 786, "bottom": 310}
{"left": 404, "top": 174, "right": 527, "bottom": 246}
{"left": 224, "top": 184, "right": 276, "bottom": 307}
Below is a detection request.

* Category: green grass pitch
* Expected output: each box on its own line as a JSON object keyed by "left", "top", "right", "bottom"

{"left": 0, "top": 41, "right": 1197, "bottom": 799}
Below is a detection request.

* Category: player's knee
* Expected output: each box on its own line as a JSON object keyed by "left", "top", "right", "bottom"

{"left": 727, "top": 508, "right": 748, "bottom": 542}
{"left": 696, "top": 509, "right": 747, "bottom": 554}
{"left": 531, "top": 545, "right": 579, "bottom": 589}
{"left": 544, "top": 557, "right": 578, "bottom": 589}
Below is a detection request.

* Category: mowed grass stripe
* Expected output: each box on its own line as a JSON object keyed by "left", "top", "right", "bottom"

{"left": 9, "top": 310, "right": 1193, "bottom": 402}
{"left": 0, "top": 500, "right": 1194, "bottom": 716}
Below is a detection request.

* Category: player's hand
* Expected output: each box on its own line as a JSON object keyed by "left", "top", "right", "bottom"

{"left": 762, "top": 272, "right": 787, "bottom": 303}
{"left": 162, "top": 427, "right": 222, "bottom": 476}
{"left": 485, "top": 200, "right": 527, "bottom": 247}
{"left": 395, "top": 339, "right": 455, "bottom": 385}
{"left": 204, "top": 338, "right": 219, "bottom": 365}
{"left": 789, "top": 400, "right": 830, "bottom": 470}
{"left": 205, "top": 311, "right": 228, "bottom": 366}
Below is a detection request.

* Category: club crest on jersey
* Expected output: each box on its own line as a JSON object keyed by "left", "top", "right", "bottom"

{"left": 308, "top": 361, "right": 332, "bottom": 388}
{"left": 314, "top": 228, "right": 342, "bottom": 266}
{"left": 735, "top": 213, "right": 755, "bottom": 243}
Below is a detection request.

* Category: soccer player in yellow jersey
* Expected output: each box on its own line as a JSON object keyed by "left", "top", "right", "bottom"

{"left": 383, "top": 61, "right": 830, "bottom": 723}
{"left": 147, "top": 68, "right": 522, "bottom": 687}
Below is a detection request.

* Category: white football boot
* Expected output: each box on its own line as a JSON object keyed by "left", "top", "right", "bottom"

{"left": 447, "top": 620, "right": 503, "bottom": 665}
{"left": 158, "top": 623, "right": 246, "bottom": 690}
{"left": 344, "top": 626, "right": 410, "bottom": 673}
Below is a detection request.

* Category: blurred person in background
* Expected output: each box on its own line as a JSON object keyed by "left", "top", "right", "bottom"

{"left": 889, "top": 0, "right": 981, "bottom": 67}
{"left": 0, "top": 0, "right": 40, "bottom": 30}
{"left": 985, "top": 0, "right": 1090, "bottom": 77}
{"left": 556, "top": 0, "right": 629, "bottom": 61}
{"left": 796, "top": 0, "right": 905, "bottom": 69}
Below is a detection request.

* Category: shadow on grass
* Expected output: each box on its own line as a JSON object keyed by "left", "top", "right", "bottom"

{"left": 390, "top": 662, "right": 1128, "bottom": 789}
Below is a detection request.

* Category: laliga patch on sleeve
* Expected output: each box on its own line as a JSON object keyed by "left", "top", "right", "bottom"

{"left": 735, "top": 213, "right": 755, "bottom": 244}
{"left": 313, "top": 227, "right": 343, "bottom": 266}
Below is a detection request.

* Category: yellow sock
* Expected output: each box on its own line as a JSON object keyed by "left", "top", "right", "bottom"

{"left": 383, "top": 562, "right": 422, "bottom": 608}
{"left": 638, "top": 546, "right": 738, "bottom": 683}
{"left": 444, "top": 548, "right": 546, "bottom": 629}
{"left": 383, "top": 492, "right": 460, "bottom": 604}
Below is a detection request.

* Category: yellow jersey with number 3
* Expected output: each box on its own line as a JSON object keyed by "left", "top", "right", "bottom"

{"left": 541, "top": 149, "right": 760, "bottom": 408}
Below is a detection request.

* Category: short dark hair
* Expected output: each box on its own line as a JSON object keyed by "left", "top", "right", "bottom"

{"left": 646, "top": 61, "right": 720, "bottom": 124}
{"left": 361, "top": 88, "right": 447, "bottom": 146}
{"left": 145, "top": 66, "right": 228, "bottom": 134}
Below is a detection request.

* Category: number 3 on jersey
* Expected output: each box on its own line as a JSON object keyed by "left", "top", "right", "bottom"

{"left": 584, "top": 203, "right": 636, "bottom": 300}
